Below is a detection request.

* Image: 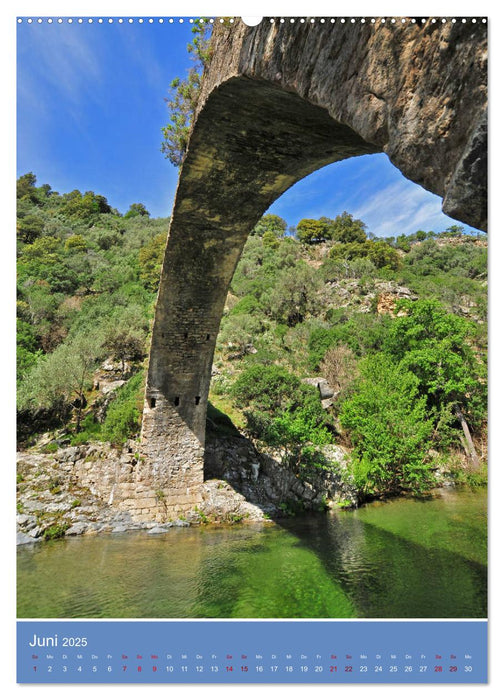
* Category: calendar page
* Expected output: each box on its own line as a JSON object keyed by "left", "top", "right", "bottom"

{"left": 15, "top": 3, "right": 489, "bottom": 689}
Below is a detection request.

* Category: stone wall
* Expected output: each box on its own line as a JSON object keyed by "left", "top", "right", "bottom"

{"left": 57, "top": 442, "right": 201, "bottom": 523}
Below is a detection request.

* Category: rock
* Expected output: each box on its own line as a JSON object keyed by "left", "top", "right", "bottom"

{"left": 16, "top": 514, "right": 37, "bottom": 529}
{"left": 318, "top": 380, "right": 334, "bottom": 400}
{"left": 57, "top": 447, "right": 80, "bottom": 463}
{"left": 27, "top": 526, "right": 44, "bottom": 539}
{"left": 66, "top": 523, "right": 88, "bottom": 536}
{"left": 172, "top": 519, "right": 190, "bottom": 528}
{"left": 302, "top": 377, "right": 334, "bottom": 399}
{"left": 101, "top": 380, "right": 126, "bottom": 395}
{"left": 147, "top": 525, "right": 173, "bottom": 534}
{"left": 17, "top": 531, "right": 37, "bottom": 546}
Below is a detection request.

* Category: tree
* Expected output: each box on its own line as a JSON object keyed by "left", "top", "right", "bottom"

{"left": 138, "top": 232, "right": 166, "bottom": 291}
{"left": 60, "top": 190, "right": 111, "bottom": 221}
{"left": 16, "top": 172, "right": 37, "bottom": 201}
{"left": 444, "top": 224, "right": 465, "bottom": 237}
{"left": 17, "top": 214, "right": 45, "bottom": 244}
{"left": 367, "top": 240, "right": 402, "bottom": 270}
{"left": 251, "top": 214, "right": 287, "bottom": 238}
{"left": 103, "top": 307, "right": 148, "bottom": 376}
{"left": 268, "top": 262, "right": 320, "bottom": 326}
{"left": 296, "top": 218, "right": 330, "bottom": 244}
{"left": 161, "top": 20, "right": 212, "bottom": 166}
{"left": 340, "top": 353, "right": 434, "bottom": 497}
{"left": 384, "top": 299, "right": 486, "bottom": 461}
{"left": 64, "top": 234, "right": 88, "bottom": 252}
{"left": 231, "top": 364, "right": 331, "bottom": 468}
{"left": 331, "top": 211, "right": 367, "bottom": 243}
{"left": 17, "top": 331, "right": 106, "bottom": 431}
{"left": 124, "top": 203, "right": 150, "bottom": 219}
{"left": 329, "top": 239, "right": 401, "bottom": 270}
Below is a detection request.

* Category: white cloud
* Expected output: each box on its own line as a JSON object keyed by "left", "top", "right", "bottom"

{"left": 18, "top": 25, "right": 103, "bottom": 109}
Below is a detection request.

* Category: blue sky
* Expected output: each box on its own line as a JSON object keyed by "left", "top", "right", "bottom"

{"left": 17, "top": 18, "right": 478, "bottom": 236}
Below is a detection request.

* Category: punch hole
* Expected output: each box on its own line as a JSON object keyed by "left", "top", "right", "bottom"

{"left": 195, "top": 396, "right": 201, "bottom": 406}
{"left": 174, "top": 397, "right": 180, "bottom": 407}
{"left": 242, "top": 17, "right": 263, "bottom": 26}
{"left": 150, "top": 397, "right": 156, "bottom": 408}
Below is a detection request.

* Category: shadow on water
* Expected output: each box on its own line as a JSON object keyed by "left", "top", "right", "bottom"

{"left": 204, "top": 417, "right": 486, "bottom": 618}
{"left": 276, "top": 504, "right": 487, "bottom": 618}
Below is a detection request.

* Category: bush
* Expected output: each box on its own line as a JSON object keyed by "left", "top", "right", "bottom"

{"left": 101, "top": 372, "right": 144, "bottom": 444}
{"left": 340, "top": 353, "right": 434, "bottom": 498}
{"left": 231, "top": 365, "right": 301, "bottom": 413}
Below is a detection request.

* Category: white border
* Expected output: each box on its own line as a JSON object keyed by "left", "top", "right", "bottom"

{"left": 4, "top": 2, "right": 502, "bottom": 698}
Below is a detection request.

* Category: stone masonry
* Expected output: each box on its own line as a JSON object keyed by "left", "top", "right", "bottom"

{"left": 138, "top": 18, "right": 487, "bottom": 521}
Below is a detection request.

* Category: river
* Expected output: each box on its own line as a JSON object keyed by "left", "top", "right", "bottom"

{"left": 17, "top": 487, "right": 486, "bottom": 619}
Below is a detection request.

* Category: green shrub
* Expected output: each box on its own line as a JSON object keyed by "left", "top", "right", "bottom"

{"left": 40, "top": 441, "right": 59, "bottom": 453}
{"left": 43, "top": 522, "right": 70, "bottom": 540}
{"left": 101, "top": 372, "right": 144, "bottom": 444}
{"left": 340, "top": 353, "right": 435, "bottom": 498}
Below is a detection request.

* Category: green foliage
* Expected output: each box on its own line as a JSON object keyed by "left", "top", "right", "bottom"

{"left": 229, "top": 294, "right": 261, "bottom": 317}
{"left": 60, "top": 190, "right": 112, "bottom": 222}
{"left": 231, "top": 365, "right": 331, "bottom": 471}
{"left": 17, "top": 172, "right": 38, "bottom": 201}
{"left": 331, "top": 211, "right": 367, "bottom": 243}
{"left": 252, "top": 214, "right": 287, "bottom": 238}
{"left": 17, "top": 213, "right": 45, "bottom": 244}
{"left": 267, "top": 262, "right": 321, "bottom": 326}
{"left": 42, "top": 522, "right": 70, "bottom": 540}
{"left": 138, "top": 232, "right": 166, "bottom": 291}
{"left": 308, "top": 315, "right": 391, "bottom": 369}
{"left": 296, "top": 218, "right": 330, "bottom": 244}
{"left": 161, "top": 20, "right": 212, "bottom": 166}
{"left": 218, "top": 312, "right": 265, "bottom": 358}
{"left": 17, "top": 318, "right": 42, "bottom": 381}
{"left": 102, "top": 306, "right": 149, "bottom": 374}
{"left": 232, "top": 365, "right": 301, "bottom": 413}
{"left": 329, "top": 239, "right": 401, "bottom": 270}
{"left": 69, "top": 414, "right": 102, "bottom": 446}
{"left": 340, "top": 354, "right": 435, "bottom": 497}
{"left": 17, "top": 330, "right": 106, "bottom": 430}
{"left": 124, "top": 203, "right": 150, "bottom": 219}
{"left": 384, "top": 299, "right": 486, "bottom": 436}
{"left": 101, "top": 372, "right": 145, "bottom": 444}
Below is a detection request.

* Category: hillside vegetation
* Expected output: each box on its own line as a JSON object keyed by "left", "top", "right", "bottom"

{"left": 16, "top": 174, "right": 487, "bottom": 503}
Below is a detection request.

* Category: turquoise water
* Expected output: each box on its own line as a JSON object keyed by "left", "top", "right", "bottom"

{"left": 17, "top": 487, "right": 487, "bottom": 618}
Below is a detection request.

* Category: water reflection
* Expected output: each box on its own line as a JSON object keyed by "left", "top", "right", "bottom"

{"left": 17, "top": 488, "right": 486, "bottom": 619}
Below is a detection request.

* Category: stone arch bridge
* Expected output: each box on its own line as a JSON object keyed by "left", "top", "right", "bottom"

{"left": 128, "top": 18, "right": 486, "bottom": 521}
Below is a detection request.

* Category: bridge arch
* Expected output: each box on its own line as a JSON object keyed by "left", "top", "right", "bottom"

{"left": 138, "top": 19, "right": 487, "bottom": 520}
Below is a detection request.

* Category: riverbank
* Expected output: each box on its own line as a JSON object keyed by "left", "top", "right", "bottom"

{"left": 16, "top": 434, "right": 358, "bottom": 545}
{"left": 17, "top": 430, "right": 485, "bottom": 546}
